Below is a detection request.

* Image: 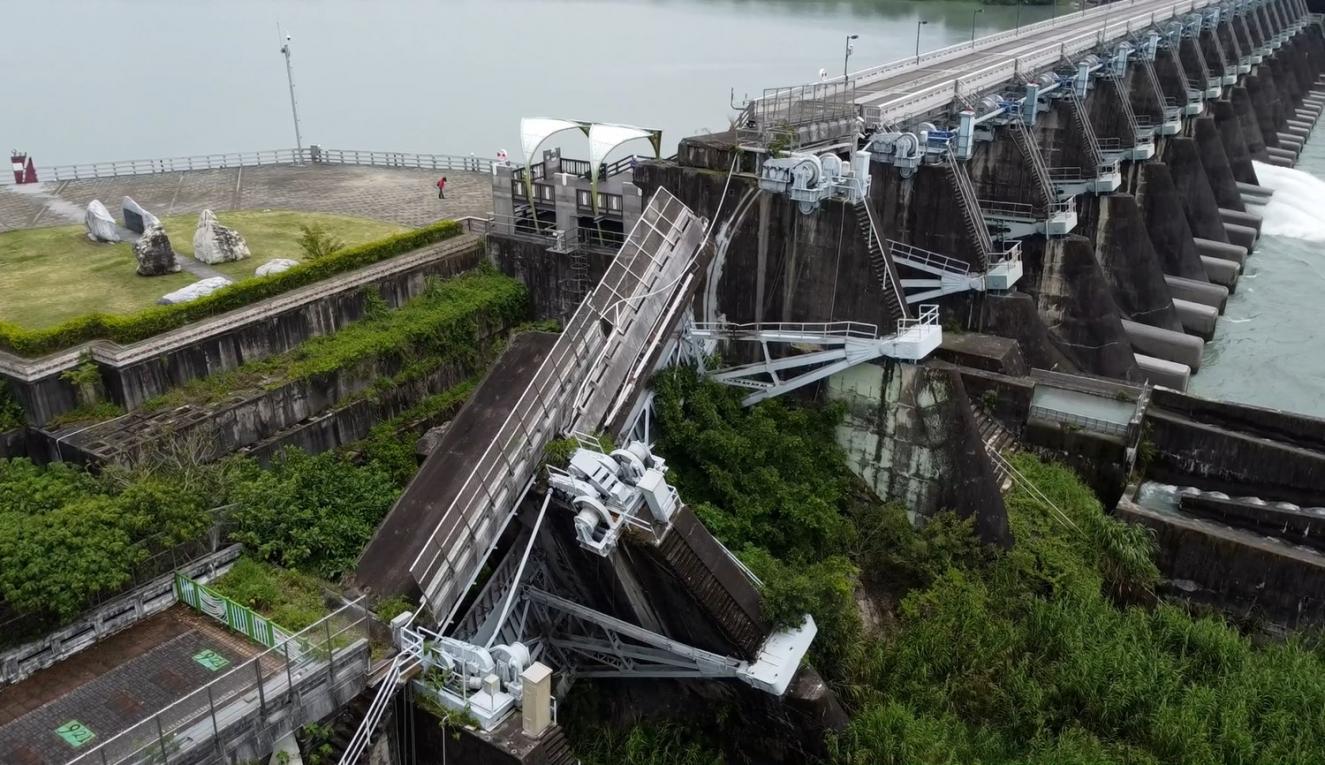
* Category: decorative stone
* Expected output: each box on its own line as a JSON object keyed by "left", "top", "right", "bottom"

{"left": 84, "top": 200, "right": 120, "bottom": 242}
{"left": 255, "top": 258, "right": 299, "bottom": 277}
{"left": 193, "top": 209, "right": 251, "bottom": 264}
{"left": 133, "top": 224, "right": 180, "bottom": 277}
{"left": 158, "top": 276, "right": 232, "bottom": 305}
{"left": 121, "top": 196, "right": 160, "bottom": 235}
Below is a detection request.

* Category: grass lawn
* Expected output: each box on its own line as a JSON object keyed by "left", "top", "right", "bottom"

{"left": 0, "top": 211, "right": 407, "bottom": 329}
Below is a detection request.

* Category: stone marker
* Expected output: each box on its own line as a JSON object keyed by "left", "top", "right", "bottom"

{"left": 255, "top": 258, "right": 299, "bottom": 277}
{"left": 121, "top": 196, "right": 160, "bottom": 235}
{"left": 84, "top": 200, "right": 120, "bottom": 243}
{"left": 133, "top": 224, "right": 180, "bottom": 276}
{"left": 158, "top": 276, "right": 233, "bottom": 305}
{"left": 193, "top": 209, "right": 251, "bottom": 264}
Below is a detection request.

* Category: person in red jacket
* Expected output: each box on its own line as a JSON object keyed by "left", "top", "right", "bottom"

{"left": 436, "top": 176, "right": 447, "bottom": 199}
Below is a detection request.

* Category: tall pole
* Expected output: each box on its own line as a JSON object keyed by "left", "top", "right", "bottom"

{"left": 843, "top": 33, "right": 859, "bottom": 81}
{"left": 971, "top": 8, "right": 984, "bottom": 46}
{"left": 916, "top": 19, "right": 928, "bottom": 63}
{"left": 279, "top": 33, "right": 305, "bottom": 162}
{"left": 1016, "top": 0, "right": 1024, "bottom": 34}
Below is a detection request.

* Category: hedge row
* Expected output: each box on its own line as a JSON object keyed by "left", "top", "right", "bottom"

{"left": 0, "top": 220, "right": 466, "bottom": 358}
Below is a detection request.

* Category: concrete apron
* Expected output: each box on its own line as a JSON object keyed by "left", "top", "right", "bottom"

{"left": 1134, "top": 353, "right": 1191, "bottom": 391}
{"left": 1195, "top": 237, "right": 1247, "bottom": 267}
{"left": 1219, "top": 207, "right": 1263, "bottom": 237}
{"left": 1165, "top": 274, "right": 1229, "bottom": 314}
{"left": 1124, "top": 318, "right": 1204, "bottom": 372}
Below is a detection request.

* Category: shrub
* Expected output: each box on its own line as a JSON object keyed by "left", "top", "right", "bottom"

{"left": 297, "top": 224, "right": 346, "bottom": 260}
{"left": 0, "top": 219, "right": 465, "bottom": 357}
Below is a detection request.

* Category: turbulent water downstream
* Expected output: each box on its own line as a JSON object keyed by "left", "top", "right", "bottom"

{"left": 1188, "top": 136, "right": 1325, "bottom": 419}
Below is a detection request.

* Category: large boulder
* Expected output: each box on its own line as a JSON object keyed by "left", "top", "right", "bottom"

{"left": 158, "top": 276, "right": 232, "bottom": 305}
{"left": 84, "top": 200, "right": 120, "bottom": 242}
{"left": 193, "top": 209, "right": 251, "bottom": 264}
{"left": 133, "top": 224, "right": 180, "bottom": 276}
{"left": 121, "top": 196, "right": 160, "bottom": 234}
{"left": 255, "top": 258, "right": 299, "bottom": 277}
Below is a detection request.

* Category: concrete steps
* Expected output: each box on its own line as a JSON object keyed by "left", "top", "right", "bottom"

{"left": 539, "top": 725, "right": 580, "bottom": 765}
{"left": 325, "top": 689, "right": 378, "bottom": 764}
{"left": 970, "top": 405, "right": 1018, "bottom": 494}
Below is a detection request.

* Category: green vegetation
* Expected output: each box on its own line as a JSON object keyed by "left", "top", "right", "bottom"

{"left": 0, "top": 217, "right": 462, "bottom": 355}
{"left": 295, "top": 223, "right": 348, "bottom": 261}
{"left": 0, "top": 458, "right": 215, "bottom": 625}
{"left": 209, "top": 557, "right": 330, "bottom": 631}
{"left": 0, "top": 383, "right": 22, "bottom": 431}
{"left": 229, "top": 449, "right": 400, "bottom": 580}
{"left": 141, "top": 267, "right": 525, "bottom": 413}
{"left": 604, "top": 367, "right": 1325, "bottom": 765}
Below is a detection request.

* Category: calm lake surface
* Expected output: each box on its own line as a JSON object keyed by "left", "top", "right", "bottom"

{"left": 2, "top": 0, "right": 1051, "bottom": 164}
{"left": 5, "top": 0, "right": 1319, "bottom": 417}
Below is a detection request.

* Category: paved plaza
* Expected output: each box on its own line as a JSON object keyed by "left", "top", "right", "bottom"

{"left": 0, "top": 607, "right": 266, "bottom": 764}
{"left": 0, "top": 164, "right": 495, "bottom": 233}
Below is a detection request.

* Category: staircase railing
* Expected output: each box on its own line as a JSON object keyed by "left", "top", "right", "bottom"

{"left": 857, "top": 200, "right": 909, "bottom": 322}
{"left": 1105, "top": 75, "right": 1143, "bottom": 146}
{"left": 1005, "top": 118, "right": 1057, "bottom": 211}
{"left": 339, "top": 652, "right": 418, "bottom": 765}
{"left": 888, "top": 239, "right": 972, "bottom": 275}
{"left": 1063, "top": 86, "right": 1107, "bottom": 170}
{"left": 943, "top": 153, "right": 995, "bottom": 268}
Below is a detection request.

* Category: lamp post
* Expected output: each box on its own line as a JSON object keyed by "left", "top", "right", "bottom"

{"left": 1016, "top": 0, "right": 1024, "bottom": 34}
{"left": 971, "top": 8, "right": 984, "bottom": 46}
{"left": 915, "top": 19, "right": 928, "bottom": 63}
{"left": 844, "top": 33, "right": 859, "bottom": 81}
{"left": 279, "top": 33, "right": 305, "bottom": 163}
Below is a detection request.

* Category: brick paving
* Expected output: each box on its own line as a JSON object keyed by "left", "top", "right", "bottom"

{"left": 0, "top": 164, "right": 494, "bottom": 233}
{"left": 0, "top": 606, "right": 264, "bottom": 765}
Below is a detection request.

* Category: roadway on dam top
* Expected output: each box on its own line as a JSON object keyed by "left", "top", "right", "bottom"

{"left": 848, "top": 0, "right": 1221, "bottom": 113}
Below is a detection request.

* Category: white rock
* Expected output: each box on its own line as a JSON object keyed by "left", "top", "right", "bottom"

{"left": 84, "top": 200, "right": 120, "bottom": 242}
{"left": 121, "top": 196, "right": 160, "bottom": 234}
{"left": 255, "top": 258, "right": 299, "bottom": 277}
{"left": 193, "top": 209, "right": 251, "bottom": 264}
{"left": 158, "top": 276, "right": 233, "bottom": 305}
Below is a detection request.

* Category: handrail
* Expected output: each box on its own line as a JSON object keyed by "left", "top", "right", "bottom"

{"left": 1029, "top": 404, "right": 1131, "bottom": 436}
{"left": 690, "top": 320, "right": 882, "bottom": 339}
{"left": 897, "top": 304, "right": 940, "bottom": 335}
{"left": 887, "top": 239, "right": 971, "bottom": 276}
{"left": 339, "top": 652, "right": 417, "bottom": 765}
{"left": 7, "top": 146, "right": 495, "bottom": 184}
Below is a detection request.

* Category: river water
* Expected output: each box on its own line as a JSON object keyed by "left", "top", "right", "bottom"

{"left": 0, "top": 0, "right": 1050, "bottom": 165}
{"left": 1188, "top": 137, "right": 1325, "bottom": 419}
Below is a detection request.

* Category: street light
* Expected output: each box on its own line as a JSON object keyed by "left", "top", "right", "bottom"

{"left": 971, "top": 8, "right": 984, "bottom": 46}
{"left": 1016, "top": 0, "right": 1024, "bottom": 34}
{"left": 844, "top": 34, "right": 859, "bottom": 81}
{"left": 915, "top": 19, "right": 928, "bottom": 63}
{"left": 279, "top": 33, "right": 305, "bottom": 162}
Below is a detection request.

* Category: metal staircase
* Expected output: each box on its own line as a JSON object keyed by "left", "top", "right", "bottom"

{"left": 1105, "top": 75, "right": 1144, "bottom": 146}
{"left": 944, "top": 153, "right": 994, "bottom": 270}
{"left": 563, "top": 249, "right": 591, "bottom": 316}
{"left": 855, "top": 199, "right": 909, "bottom": 324}
{"left": 1064, "top": 86, "right": 1108, "bottom": 171}
{"left": 339, "top": 652, "right": 419, "bottom": 765}
{"left": 1005, "top": 118, "right": 1057, "bottom": 210}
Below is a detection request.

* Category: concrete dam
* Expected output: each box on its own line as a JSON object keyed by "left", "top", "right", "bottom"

{"left": 338, "top": 0, "right": 1325, "bottom": 761}
{"left": 5, "top": 0, "right": 1325, "bottom": 761}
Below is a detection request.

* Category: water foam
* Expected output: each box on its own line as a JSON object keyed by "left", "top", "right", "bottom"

{"left": 1252, "top": 160, "right": 1325, "bottom": 241}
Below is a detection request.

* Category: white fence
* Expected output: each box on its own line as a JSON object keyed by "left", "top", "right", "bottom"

{"left": 1, "top": 147, "right": 494, "bottom": 184}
